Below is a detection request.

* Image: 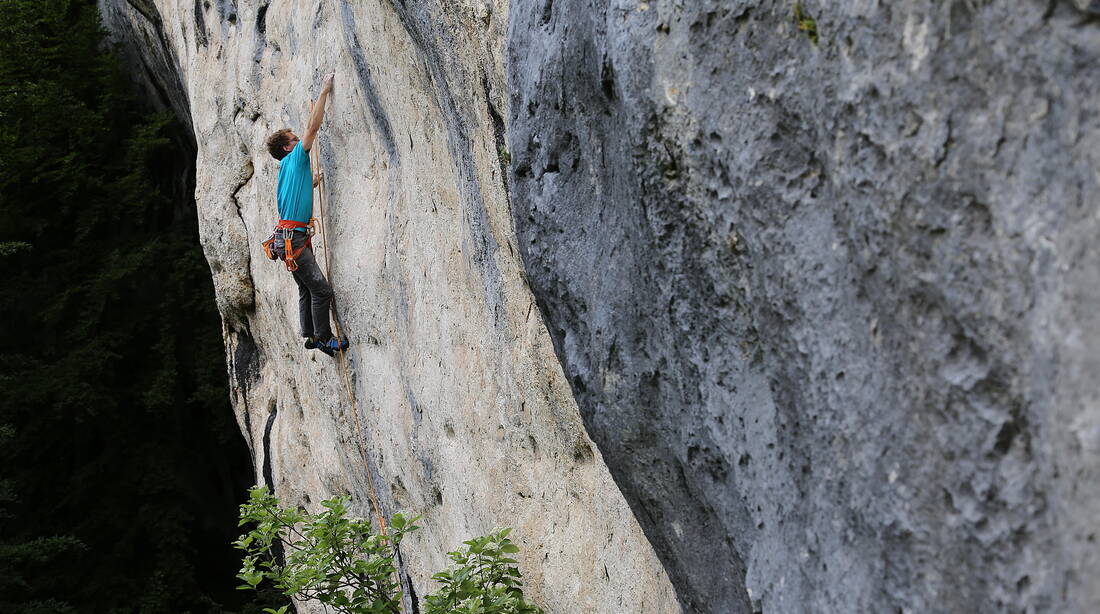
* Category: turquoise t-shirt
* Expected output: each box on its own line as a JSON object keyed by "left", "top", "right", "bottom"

{"left": 276, "top": 142, "right": 313, "bottom": 230}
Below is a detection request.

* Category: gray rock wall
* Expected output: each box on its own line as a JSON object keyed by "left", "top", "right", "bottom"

{"left": 508, "top": 0, "right": 1100, "bottom": 612}
{"left": 100, "top": 0, "right": 1100, "bottom": 611}
{"left": 98, "top": 1, "right": 678, "bottom": 612}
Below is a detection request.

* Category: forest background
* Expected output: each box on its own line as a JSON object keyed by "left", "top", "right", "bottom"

{"left": 0, "top": 1, "right": 282, "bottom": 612}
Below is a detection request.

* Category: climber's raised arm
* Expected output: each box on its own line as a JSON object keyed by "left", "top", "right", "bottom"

{"left": 302, "top": 72, "right": 334, "bottom": 152}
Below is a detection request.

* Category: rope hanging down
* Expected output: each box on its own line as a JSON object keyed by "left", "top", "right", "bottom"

{"left": 309, "top": 104, "right": 411, "bottom": 614}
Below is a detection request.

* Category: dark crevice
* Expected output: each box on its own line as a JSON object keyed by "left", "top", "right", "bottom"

{"left": 261, "top": 405, "right": 285, "bottom": 569}
{"left": 193, "top": 0, "right": 208, "bottom": 46}
{"left": 483, "top": 72, "right": 510, "bottom": 188}
{"left": 398, "top": 552, "right": 420, "bottom": 614}
{"left": 231, "top": 328, "right": 260, "bottom": 395}
{"left": 242, "top": 400, "right": 254, "bottom": 453}
{"left": 600, "top": 55, "right": 617, "bottom": 101}
{"left": 252, "top": 2, "right": 270, "bottom": 67}
{"left": 262, "top": 406, "right": 278, "bottom": 492}
{"left": 256, "top": 2, "right": 269, "bottom": 36}
{"left": 405, "top": 574, "right": 421, "bottom": 614}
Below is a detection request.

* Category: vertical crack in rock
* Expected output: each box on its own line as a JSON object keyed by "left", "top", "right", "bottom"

{"left": 193, "top": 0, "right": 207, "bottom": 47}
{"left": 228, "top": 157, "right": 257, "bottom": 315}
{"left": 482, "top": 72, "right": 511, "bottom": 195}
{"left": 241, "top": 401, "right": 253, "bottom": 454}
{"left": 228, "top": 327, "right": 260, "bottom": 459}
{"left": 256, "top": 2, "right": 269, "bottom": 37}
{"left": 250, "top": 2, "right": 271, "bottom": 81}
{"left": 386, "top": 2, "right": 508, "bottom": 331}
{"left": 260, "top": 400, "right": 285, "bottom": 568}
{"left": 337, "top": 0, "right": 399, "bottom": 165}
{"left": 261, "top": 404, "right": 278, "bottom": 493}
{"left": 404, "top": 574, "right": 420, "bottom": 614}
{"left": 230, "top": 327, "right": 259, "bottom": 397}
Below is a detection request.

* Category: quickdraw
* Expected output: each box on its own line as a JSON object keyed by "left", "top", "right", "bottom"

{"left": 261, "top": 219, "right": 315, "bottom": 271}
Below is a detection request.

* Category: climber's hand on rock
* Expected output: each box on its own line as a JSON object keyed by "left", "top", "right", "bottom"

{"left": 321, "top": 72, "right": 335, "bottom": 94}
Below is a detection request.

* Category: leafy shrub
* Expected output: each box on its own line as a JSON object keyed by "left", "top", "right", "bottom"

{"left": 424, "top": 528, "right": 541, "bottom": 614}
{"left": 235, "top": 487, "right": 543, "bottom": 614}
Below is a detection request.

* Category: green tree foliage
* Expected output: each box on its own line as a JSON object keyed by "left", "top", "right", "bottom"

{"left": 424, "top": 528, "right": 541, "bottom": 614}
{"left": 236, "top": 488, "right": 419, "bottom": 614}
{"left": 0, "top": 1, "right": 282, "bottom": 612}
{"left": 0, "top": 425, "right": 83, "bottom": 614}
{"left": 236, "top": 487, "right": 544, "bottom": 614}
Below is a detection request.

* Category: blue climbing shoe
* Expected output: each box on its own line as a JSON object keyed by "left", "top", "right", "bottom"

{"left": 304, "top": 337, "right": 320, "bottom": 350}
{"left": 318, "top": 336, "right": 349, "bottom": 356}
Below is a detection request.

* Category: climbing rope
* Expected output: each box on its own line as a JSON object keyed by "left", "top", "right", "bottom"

{"left": 309, "top": 108, "right": 410, "bottom": 614}
{"left": 309, "top": 142, "right": 387, "bottom": 529}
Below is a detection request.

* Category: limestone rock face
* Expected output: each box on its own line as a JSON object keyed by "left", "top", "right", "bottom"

{"left": 508, "top": 1, "right": 1100, "bottom": 613}
{"left": 101, "top": 0, "right": 1100, "bottom": 612}
{"left": 97, "top": 1, "right": 677, "bottom": 612}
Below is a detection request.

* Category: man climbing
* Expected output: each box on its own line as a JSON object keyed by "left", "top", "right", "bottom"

{"left": 262, "top": 72, "right": 348, "bottom": 357}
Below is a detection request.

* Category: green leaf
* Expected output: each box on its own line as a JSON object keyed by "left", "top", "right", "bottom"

{"left": 391, "top": 513, "right": 406, "bottom": 530}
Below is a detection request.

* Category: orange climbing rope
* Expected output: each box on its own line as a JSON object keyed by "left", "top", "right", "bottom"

{"left": 309, "top": 142, "right": 386, "bottom": 531}
{"left": 309, "top": 106, "right": 409, "bottom": 614}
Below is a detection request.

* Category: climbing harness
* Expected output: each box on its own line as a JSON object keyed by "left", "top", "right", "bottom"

{"left": 261, "top": 219, "right": 315, "bottom": 271}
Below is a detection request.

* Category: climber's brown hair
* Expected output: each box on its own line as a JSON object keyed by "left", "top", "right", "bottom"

{"left": 266, "top": 128, "right": 294, "bottom": 160}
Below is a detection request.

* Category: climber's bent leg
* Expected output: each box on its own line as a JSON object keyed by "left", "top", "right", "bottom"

{"left": 286, "top": 231, "right": 317, "bottom": 339}
{"left": 293, "top": 272, "right": 314, "bottom": 339}
{"left": 290, "top": 242, "right": 334, "bottom": 342}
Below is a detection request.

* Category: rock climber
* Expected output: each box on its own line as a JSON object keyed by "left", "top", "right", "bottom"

{"left": 262, "top": 72, "right": 348, "bottom": 357}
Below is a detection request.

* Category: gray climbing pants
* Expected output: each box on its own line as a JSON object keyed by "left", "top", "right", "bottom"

{"left": 278, "top": 231, "right": 334, "bottom": 341}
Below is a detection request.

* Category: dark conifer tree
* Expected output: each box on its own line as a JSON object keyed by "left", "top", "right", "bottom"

{"left": 0, "top": 1, "right": 285, "bottom": 612}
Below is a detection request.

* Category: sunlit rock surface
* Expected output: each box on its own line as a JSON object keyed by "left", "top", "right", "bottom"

{"left": 98, "top": 1, "right": 678, "bottom": 612}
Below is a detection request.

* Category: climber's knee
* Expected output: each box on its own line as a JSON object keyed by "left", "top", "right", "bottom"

{"left": 314, "top": 280, "right": 334, "bottom": 300}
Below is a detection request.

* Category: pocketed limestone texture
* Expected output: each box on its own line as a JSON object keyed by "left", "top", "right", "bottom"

{"left": 508, "top": 1, "right": 1100, "bottom": 612}
{"left": 97, "top": 1, "right": 678, "bottom": 612}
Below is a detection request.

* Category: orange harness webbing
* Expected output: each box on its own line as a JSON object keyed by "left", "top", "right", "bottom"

{"left": 261, "top": 220, "right": 313, "bottom": 271}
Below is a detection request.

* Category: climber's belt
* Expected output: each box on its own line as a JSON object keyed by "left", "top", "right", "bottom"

{"left": 261, "top": 220, "right": 313, "bottom": 272}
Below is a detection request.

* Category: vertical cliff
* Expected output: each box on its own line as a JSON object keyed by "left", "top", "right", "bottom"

{"left": 100, "top": 0, "right": 1100, "bottom": 612}
{"left": 98, "top": 1, "right": 677, "bottom": 612}
{"left": 508, "top": 0, "right": 1100, "bottom": 612}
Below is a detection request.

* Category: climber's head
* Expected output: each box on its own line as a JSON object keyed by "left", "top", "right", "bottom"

{"left": 265, "top": 129, "right": 299, "bottom": 160}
